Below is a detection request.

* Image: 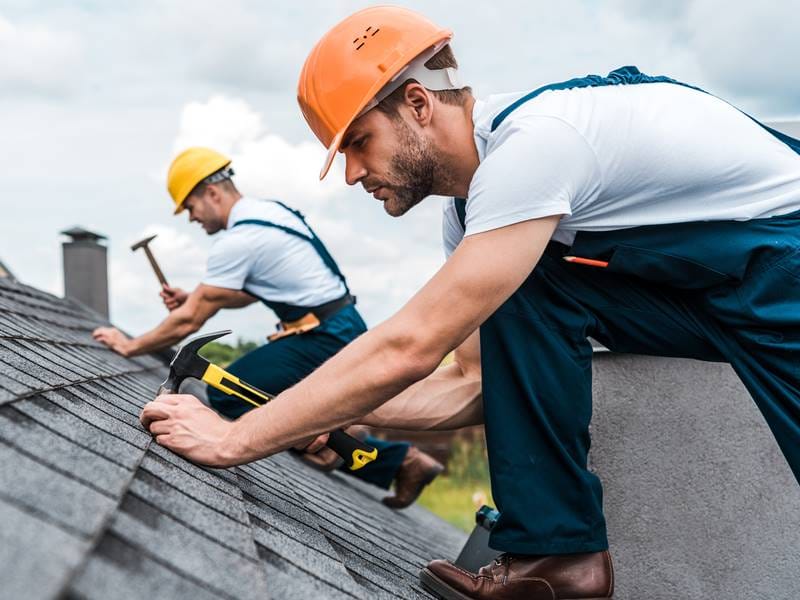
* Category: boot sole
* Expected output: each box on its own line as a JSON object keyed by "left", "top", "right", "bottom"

{"left": 419, "top": 569, "right": 475, "bottom": 600}
{"left": 419, "top": 567, "right": 613, "bottom": 600}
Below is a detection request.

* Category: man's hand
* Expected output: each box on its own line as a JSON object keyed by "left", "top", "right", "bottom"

{"left": 160, "top": 284, "right": 189, "bottom": 311}
{"left": 93, "top": 327, "right": 133, "bottom": 357}
{"left": 296, "top": 432, "right": 330, "bottom": 454}
{"left": 140, "top": 394, "right": 240, "bottom": 467}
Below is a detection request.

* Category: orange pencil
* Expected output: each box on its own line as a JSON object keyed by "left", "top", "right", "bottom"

{"left": 563, "top": 256, "right": 609, "bottom": 268}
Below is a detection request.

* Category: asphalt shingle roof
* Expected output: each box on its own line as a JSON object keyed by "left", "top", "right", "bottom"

{"left": 0, "top": 276, "right": 466, "bottom": 599}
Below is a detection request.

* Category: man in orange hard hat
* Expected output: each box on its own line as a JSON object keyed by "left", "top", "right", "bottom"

{"left": 140, "top": 6, "right": 800, "bottom": 600}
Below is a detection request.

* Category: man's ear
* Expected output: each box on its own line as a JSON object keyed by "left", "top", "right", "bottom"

{"left": 205, "top": 184, "right": 222, "bottom": 205}
{"left": 403, "top": 82, "right": 434, "bottom": 126}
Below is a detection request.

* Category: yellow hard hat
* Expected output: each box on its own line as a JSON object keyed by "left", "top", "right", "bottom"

{"left": 167, "top": 147, "right": 232, "bottom": 214}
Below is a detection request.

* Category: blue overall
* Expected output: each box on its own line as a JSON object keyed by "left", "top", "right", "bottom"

{"left": 458, "top": 67, "right": 800, "bottom": 554}
{"left": 206, "top": 201, "right": 409, "bottom": 490}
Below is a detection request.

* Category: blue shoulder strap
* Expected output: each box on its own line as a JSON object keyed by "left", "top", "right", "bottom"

{"left": 454, "top": 197, "right": 467, "bottom": 231}
{"left": 232, "top": 200, "right": 350, "bottom": 294}
{"left": 490, "top": 66, "right": 800, "bottom": 157}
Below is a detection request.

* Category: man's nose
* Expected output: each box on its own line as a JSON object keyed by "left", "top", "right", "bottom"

{"left": 344, "top": 154, "right": 367, "bottom": 187}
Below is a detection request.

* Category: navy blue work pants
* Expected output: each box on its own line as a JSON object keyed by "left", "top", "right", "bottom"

{"left": 207, "top": 306, "right": 409, "bottom": 489}
{"left": 482, "top": 213, "right": 800, "bottom": 554}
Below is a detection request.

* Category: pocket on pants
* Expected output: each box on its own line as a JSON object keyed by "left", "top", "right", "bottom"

{"left": 607, "top": 244, "right": 734, "bottom": 289}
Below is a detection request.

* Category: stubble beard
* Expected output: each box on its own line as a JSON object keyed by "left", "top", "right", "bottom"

{"left": 381, "top": 118, "right": 451, "bottom": 217}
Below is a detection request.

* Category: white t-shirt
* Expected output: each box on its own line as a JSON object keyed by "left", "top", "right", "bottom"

{"left": 203, "top": 197, "right": 347, "bottom": 307}
{"left": 443, "top": 82, "right": 800, "bottom": 255}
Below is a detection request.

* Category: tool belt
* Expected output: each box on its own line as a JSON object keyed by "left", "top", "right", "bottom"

{"left": 267, "top": 294, "right": 355, "bottom": 342}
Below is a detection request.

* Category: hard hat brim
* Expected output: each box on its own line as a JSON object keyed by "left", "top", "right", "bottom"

{"left": 319, "top": 131, "right": 343, "bottom": 180}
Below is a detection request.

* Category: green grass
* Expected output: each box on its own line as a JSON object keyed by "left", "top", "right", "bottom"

{"left": 416, "top": 436, "right": 495, "bottom": 532}
{"left": 417, "top": 476, "right": 494, "bottom": 532}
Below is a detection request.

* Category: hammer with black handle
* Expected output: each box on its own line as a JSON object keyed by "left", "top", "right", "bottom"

{"left": 157, "top": 329, "right": 378, "bottom": 470}
{"left": 131, "top": 234, "right": 169, "bottom": 287}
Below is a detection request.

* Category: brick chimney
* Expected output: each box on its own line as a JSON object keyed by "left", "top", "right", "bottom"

{"left": 61, "top": 226, "right": 109, "bottom": 318}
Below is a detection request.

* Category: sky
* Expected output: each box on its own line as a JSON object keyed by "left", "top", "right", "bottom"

{"left": 1, "top": 0, "right": 798, "bottom": 343}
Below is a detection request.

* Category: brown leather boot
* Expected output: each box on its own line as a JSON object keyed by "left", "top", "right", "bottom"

{"left": 382, "top": 446, "right": 444, "bottom": 509}
{"left": 420, "top": 551, "right": 614, "bottom": 599}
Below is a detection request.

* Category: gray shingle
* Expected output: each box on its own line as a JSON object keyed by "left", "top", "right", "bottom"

{"left": 13, "top": 395, "right": 145, "bottom": 469}
{"left": 0, "top": 340, "right": 52, "bottom": 390}
{"left": 0, "top": 441, "right": 117, "bottom": 537}
{"left": 0, "top": 406, "right": 131, "bottom": 495}
{"left": 248, "top": 511, "right": 366, "bottom": 599}
{"left": 129, "top": 465, "right": 257, "bottom": 556}
{"left": 255, "top": 541, "right": 361, "bottom": 600}
{"left": 108, "top": 494, "right": 270, "bottom": 600}
{"left": 0, "top": 499, "right": 90, "bottom": 600}
{"left": 69, "top": 533, "right": 226, "bottom": 600}
{"left": 139, "top": 452, "right": 250, "bottom": 523}
{"left": 42, "top": 388, "right": 152, "bottom": 448}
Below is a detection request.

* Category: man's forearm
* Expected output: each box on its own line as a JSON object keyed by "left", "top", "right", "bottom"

{"left": 359, "top": 329, "right": 483, "bottom": 430}
{"left": 127, "top": 285, "right": 250, "bottom": 356}
{"left": 224, "top": 318, "right": 447, "bottom": 464}
{"left": 359, "top": 361, "right": 482, "bottom": 430}
{"left": 126, "top": 310, "right": 200, "bottom": 356}
{"left": 127, "top": 323, "right": 197, "bottom": 356}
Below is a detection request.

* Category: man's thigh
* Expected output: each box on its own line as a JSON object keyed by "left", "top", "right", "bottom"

{"left": 225, "top": 332, "right": 345, "bottom": 396}
{"left": 511, "top": 250, "right": 725, "bottom": 362}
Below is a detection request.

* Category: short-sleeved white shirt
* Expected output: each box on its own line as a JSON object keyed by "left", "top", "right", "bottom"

{"left": 443, "top": 82, "right": 800, "bottom": 255}
{"left": 203, "top": 197, "right": 347, "bottom": 306}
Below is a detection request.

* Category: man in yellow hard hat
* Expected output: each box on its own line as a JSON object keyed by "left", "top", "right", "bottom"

{"left": 139, "top": 6, "right": 800, "bottom": 600}
{"left": 93, "top": 146, "right": 443, "bottom": 508}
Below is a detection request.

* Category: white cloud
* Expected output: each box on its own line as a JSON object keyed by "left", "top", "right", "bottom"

{"left": 685, "top": 1, "right": 800, "bottom": 114}
{"left": 170, "top": 95, "right": 344, "bottom": 203}
{"left": 0, "top": 15, "right": 83, "bottom": 96}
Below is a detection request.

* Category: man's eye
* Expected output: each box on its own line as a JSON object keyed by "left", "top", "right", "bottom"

{"left": 354, "top": 136, "right": 367, "bottom": 148}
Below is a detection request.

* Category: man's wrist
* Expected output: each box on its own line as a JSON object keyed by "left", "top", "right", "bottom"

{"left": 121, "top": 338, "right": 140, "bottom": 358}
{"left": 219, "top": 420, "right": 256, "bottom": 466}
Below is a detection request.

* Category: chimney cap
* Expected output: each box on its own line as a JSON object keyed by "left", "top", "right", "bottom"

{"left": 60, "top": 226, "right": 108, "bottom": 243}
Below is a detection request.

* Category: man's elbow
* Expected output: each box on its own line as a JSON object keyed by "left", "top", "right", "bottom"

{"left": 383, "top": 326, "right": 447, "bottom": 385}
{"left": 183, "top": 317, "right": 204, "bottom": 337}
{"left": 169, "top": 311, "right": 203, "bottom": 339}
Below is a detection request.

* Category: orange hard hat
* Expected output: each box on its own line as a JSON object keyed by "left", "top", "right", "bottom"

{"left": 298, "top": 6, "right": 454, "bottom": 179}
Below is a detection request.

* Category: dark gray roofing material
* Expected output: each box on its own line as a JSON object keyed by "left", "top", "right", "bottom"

{"left": 0, "top": 276, "right": 465, "bottom": 599}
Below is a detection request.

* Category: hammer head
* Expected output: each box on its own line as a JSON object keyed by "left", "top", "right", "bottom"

{"left": 131, "top": 234, "right": 158, "bottom": 252}
{"left": 157, "top": 329, "right": 231, "bottom": 396}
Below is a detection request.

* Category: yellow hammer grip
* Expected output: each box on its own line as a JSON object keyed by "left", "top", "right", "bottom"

{"left": 201, "top": 363, "right": 271, "bottom": 408}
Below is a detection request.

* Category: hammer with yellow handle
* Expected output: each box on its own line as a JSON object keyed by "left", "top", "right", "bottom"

{"left": 156, "top": 330, "right": 378, "bottom": 470}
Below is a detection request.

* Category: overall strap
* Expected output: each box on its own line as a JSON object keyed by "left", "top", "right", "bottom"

{"left": 491, "top": 66, "right": 701, "bottom": 132}
{"left": 490, "top": 66, "right": 800, "bottom": 157}
{"left": 454, "top": 197, "right": 467, "bottom": 231}
{"left": 233, "top": 201, "right": 350, "bottom": 294}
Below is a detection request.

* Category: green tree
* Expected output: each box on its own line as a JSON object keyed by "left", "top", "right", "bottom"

{"left": 199, "top": 338, "right": 259, "bottom": 367}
